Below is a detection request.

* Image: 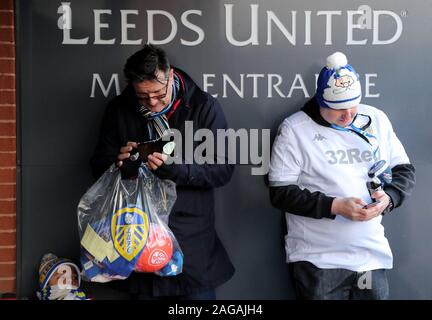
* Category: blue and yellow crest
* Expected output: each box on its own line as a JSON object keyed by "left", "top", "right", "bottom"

{"left": 111, "top": 207, "right": 149, "bottom": 262}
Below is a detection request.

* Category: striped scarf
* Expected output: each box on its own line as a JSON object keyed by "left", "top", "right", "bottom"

{"left": 137, "top": 74, "right": 181, "bottom": 141}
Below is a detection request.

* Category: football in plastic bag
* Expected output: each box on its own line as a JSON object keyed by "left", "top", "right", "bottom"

{"left": 135, "top": 223, "right": 173, "bottom": 272}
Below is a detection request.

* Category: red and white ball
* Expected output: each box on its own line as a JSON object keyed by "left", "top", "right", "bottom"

{"left": 135, "top": 223, "right": 173, "bottom": 273}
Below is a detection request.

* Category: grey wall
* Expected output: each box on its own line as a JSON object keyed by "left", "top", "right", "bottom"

{"left": 15, "top": 0, "right": 432, "bottom": 299}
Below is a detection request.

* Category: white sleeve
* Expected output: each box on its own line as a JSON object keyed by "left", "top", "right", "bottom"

{"left": 269, "top": 120, "right": 303, "bottom": 187}
{"left": 382, "top": 113, "right": 410, "bottom": 167}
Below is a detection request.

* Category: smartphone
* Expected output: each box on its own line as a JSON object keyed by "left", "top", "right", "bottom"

{"left": 137, "top": 139, "right": 163, "bottom": 160}
{"left": 363, "top": 200, "right": 381, "bottom": 209}
{"left": 137, "top": 138, "right": 175, "bottom": 160}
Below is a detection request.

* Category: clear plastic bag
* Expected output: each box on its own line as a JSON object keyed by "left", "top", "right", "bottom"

{"left": 77, "top": 164, "right": 182, "bottom": 282}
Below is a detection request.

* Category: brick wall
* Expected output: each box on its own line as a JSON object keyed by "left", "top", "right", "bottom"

{"left": 0, "top": 0, "right": 16, "bottom": 294}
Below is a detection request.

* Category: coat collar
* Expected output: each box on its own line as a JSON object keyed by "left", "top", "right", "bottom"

{"left": 301, "top": 96, "right": 331, "bottom": 127}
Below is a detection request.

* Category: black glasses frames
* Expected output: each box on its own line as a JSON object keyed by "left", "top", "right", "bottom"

{"left": 136, "top": 77, "right": 170, "bottom": 102}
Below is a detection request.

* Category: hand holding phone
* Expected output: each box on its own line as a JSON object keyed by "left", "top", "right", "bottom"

{"left": 363, "top": 200, "right": 381, "bottom": 209}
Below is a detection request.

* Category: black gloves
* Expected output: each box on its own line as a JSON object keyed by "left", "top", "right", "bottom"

{"left": 154, "top": 162, "right": 179, "bottom": 181}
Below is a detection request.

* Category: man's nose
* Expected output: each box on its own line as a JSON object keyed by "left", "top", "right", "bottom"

{"left": 148, "top": 97, "right": 159, "bottom": 106}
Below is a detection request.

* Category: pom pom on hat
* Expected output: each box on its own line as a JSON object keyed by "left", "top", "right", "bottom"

{"left": 326, "top": 52, "right": 348, "bottom": 70}
{"left": 316, "top": 52, "right": 362, "bottom": 110}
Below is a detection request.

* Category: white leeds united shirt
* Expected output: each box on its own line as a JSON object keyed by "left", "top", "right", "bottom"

{"left": 269, "top": 104, "right": 410, "bottom": 271}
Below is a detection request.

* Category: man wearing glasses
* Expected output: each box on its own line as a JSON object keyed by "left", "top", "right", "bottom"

{"left": 90, "top": 45, "right": 234, "bottom": 300}
{"left": 269, "top": 52, "right": 415, "bottom": 299}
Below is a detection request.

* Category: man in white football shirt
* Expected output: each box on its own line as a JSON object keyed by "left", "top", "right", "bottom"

{"left": 269, "top": 52, "right": 415, "bottom": 300}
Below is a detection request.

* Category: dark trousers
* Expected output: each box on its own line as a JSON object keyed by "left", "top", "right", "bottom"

{"left": 109, "top": 272, "right": 217, "bottom": 300}
{"left": 130, "top": 289, "right": 216, "bottom": 301}
{"left": 289, "top": 261, "right": 389, "bottom": 300}
{"left": 178, "top": 289, "right": 216, "bottom": 300}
